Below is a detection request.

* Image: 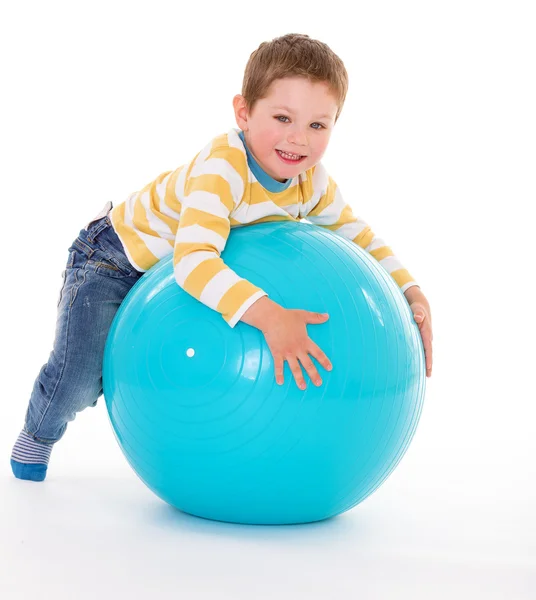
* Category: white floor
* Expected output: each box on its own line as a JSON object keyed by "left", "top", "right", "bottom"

{"left": 1, "top": 382, "right": 534, "bottom": 600}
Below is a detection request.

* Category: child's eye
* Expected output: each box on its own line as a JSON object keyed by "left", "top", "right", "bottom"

{"left": 275, "top": 116, "right": 325, "bottom": 130}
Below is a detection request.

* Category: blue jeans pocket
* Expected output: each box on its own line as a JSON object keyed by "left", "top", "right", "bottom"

{"left": 70, "top": 216, "right": 140, "bottom": 279}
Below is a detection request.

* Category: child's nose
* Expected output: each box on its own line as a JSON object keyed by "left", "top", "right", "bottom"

{"left": 287, "top": 130, "right": 308, "bottom": 148}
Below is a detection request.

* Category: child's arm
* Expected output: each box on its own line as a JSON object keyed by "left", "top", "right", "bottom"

{"left": 174, "top": 146, "right": 268, "bottom": 327}
{"left": 175, "top": 146, "right": 334, "bottom": 388}
{"left": 302, "top": 164, "right": 433, "bottom": 377}
{"left": 302, "top": 163, "right": 420, "bottom": 295}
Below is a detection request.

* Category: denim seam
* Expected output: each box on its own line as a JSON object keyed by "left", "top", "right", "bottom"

{"left": 86, "top": 217, "right": 109, "bottom": 242}
{"left": 57, "top": 271, "right": 67, "bottom": 309}
{"left": 94, "top": 244, "right": 133, "bottom": 275}
{"left": 76, "top": 224, "right": 135, "bottom": 277}
{"left": 73, "top": 237, "right": 95, "bottom": 258}
{"left": 23, "top": 427, "right": 55, "bottom": 446}
{"left": 30, "top": 250, "right": 78, "bottom": 438}
{"left": 74, "top": 239, "right": 129, "bottom": 275}
{"left": 33, "top": 269, "right": 79, "bottom": 438}
{"left": 34, "top": 264, "right": 88, "bottom": 437}
{"left": 56, "top": 252, "right": 75, "bottom": 309}
{"left": 69, "top": 265, "right": 86, "bottom": 308}
{"left": 95, "top": 261, "right": 120, "bottom": 272}
{"left": 97, "top": 228, "right": 137, "bottom": 275}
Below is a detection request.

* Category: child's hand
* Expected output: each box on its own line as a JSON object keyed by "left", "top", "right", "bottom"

{"left": 241, "top": 297, "right": 332, "bottom": 389}
{"left": 260, "top": 307, "right": 333, "bottom": 389}
{"left": 410, "top": 302, "right": 433, "bottom": 377}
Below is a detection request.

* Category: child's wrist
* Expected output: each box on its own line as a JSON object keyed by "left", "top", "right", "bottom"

{"left": 240, "top": 296, "right": 283, "bottom": 331}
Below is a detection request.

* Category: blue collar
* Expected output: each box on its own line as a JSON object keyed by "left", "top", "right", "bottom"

{"left": 238, "top": 130, "right": 293, "bottom": 193}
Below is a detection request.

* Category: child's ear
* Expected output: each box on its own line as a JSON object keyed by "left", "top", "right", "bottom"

{"left": 233, "top": 94, "right": 249, "bottom": 131}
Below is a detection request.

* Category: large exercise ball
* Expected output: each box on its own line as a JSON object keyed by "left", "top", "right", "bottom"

{"left": 103, "top": 221, "right": 426, "bottom": 525}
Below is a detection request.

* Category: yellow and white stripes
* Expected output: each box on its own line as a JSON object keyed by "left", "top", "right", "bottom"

{"left": 304, "top": 164, "right": 417, "bottom": 292}
{"left": 172, "top": 137, "right": 267, "bottom": 327}
{"left": 110, "top": 128, "right": 418, "bottom": 328}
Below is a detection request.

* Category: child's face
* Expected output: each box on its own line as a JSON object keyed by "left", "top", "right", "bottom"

{"left": 233, "top": 77, "right": 339, "bottom": 182}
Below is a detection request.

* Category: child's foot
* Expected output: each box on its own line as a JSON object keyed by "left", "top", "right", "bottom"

{"left": 10, "top": 430, "right": 53, "bottom": 482}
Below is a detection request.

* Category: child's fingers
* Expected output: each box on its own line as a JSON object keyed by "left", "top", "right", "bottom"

{"left": 287, "top": 355, "right": 307, "bottom": 390}
{"left": 422, "top": 328, "right": 433, "bottom": 376}
{"left": 297, "top": 353, "right": 322, "bottom": 387}
{"left": 274, "top": 356, "right": 285, "bottom": 385}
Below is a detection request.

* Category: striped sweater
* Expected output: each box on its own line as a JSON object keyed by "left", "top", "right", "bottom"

{"left": 108, "top": 127, "right": 418, "bottom": 327}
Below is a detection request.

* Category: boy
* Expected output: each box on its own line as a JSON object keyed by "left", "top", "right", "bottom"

{"left": 11, "top": 33, "right": 433, "bottom": 482}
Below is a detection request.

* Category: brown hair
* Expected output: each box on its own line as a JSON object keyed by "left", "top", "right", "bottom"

{"left": 241, "top": 33, "right": 349, "bottom": 123}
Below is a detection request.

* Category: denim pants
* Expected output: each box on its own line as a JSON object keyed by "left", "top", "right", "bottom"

{"left": 22, "top": 207, "right": 144, "bottom": 445}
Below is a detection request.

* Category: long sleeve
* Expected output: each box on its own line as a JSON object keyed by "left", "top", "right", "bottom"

{"left": 303, "top": 164, "right": 419, "bottom": 293}
{"left": 173, "top": 144, "right": 268, "bottom": 327}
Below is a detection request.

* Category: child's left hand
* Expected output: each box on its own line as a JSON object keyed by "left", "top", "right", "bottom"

{"left": 410, "top": 302, "right": 433, "bottom": 377}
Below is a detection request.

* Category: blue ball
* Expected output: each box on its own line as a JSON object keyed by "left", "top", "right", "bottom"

{"left": 103, "top": 222, "right": 426, "bottom": 525}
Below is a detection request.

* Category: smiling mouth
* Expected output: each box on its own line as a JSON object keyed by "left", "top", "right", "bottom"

{"left": 276, "top": 149, "right": 307, "bottom": 160}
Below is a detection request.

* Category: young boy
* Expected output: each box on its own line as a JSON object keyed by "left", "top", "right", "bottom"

{"left": 11, "top": 33, "right": 433, "bottom": 482}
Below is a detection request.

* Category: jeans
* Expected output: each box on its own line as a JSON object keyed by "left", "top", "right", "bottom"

{"left": 22, "top": 206, "right": 145, "bottom": 445}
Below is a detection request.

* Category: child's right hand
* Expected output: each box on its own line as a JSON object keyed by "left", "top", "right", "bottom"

{"left": 241, "top": 296, "right": 332, "bottom": 390}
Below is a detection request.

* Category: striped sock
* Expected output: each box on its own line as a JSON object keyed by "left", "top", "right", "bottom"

{"left": 10, "top": 430, "right": 53, "bottom": 482}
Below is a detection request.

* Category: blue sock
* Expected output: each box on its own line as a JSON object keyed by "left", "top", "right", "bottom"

{"left": 11, "top": 430, "right": 53, "bottom": 482}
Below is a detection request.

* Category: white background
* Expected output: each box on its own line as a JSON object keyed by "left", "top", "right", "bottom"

{"left": 1, "top": 1, "right": 534, "bottom": 598}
